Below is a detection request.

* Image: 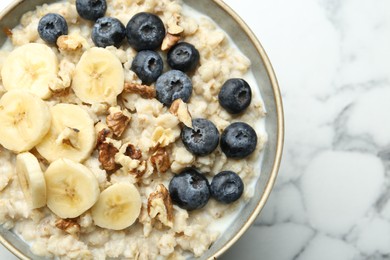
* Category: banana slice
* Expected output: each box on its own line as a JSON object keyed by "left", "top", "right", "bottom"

{"left": 16, "top": 152, "right": 46, "bottom": 209}
{"left": 0, "top": 90, "right": 51, "bottom": 153}
{"left": 91, "top": 183, "right": 142, "bottom": 230}
{"left": 72, "top": 47, "right": 124, "bottom": 105}
{"left": 1, "top": 43, "right": 58, "bottom": 99}
{"left": 45, "top": 158, "right": 100, "bottom": 218}
{"left": 36, "top": 104, "right": 96, "bottom": 163}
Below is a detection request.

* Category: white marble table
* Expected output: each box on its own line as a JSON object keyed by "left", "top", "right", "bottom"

{"left": 1, "top": 0, "right": 389, "bottom": 259}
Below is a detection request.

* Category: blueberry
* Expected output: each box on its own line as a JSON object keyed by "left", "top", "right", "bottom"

{"left": 167, "top": 42, "right": 200, "bottom": 72}
{"left": 131, "top": 50, "right": 163, "bottom": 85}
{"left": 126, "top": 12, "right": 166, "bottom": 51}
{"left": 92, "top": 17, "right": 126, "bottom": 48}
{"left": 37, "top": 13, "right": 68, "bottom": 44}
{"left": 218, "top": 78, "right": 252, "bottom": 114}
{"left": 155, "top": 70, "right": 192, "bottom": 106}
{"left": 76, "top": 0, "right": 107, "bottom": 21}
{"left": 210, "top": 171, "right": 244, "bottom": 203}
{"left": 181, "top": 118, "right": 219, "bottom": 156}
{"left": 168, "top": 168, "right": 210, "bottom": 210}
{"left": 220, "top": 122, "right": 257, "bottom": 158}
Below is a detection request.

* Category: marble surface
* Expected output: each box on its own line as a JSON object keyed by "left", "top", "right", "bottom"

{"left": 0, "top": 0, "right": 389, "bottom": 259}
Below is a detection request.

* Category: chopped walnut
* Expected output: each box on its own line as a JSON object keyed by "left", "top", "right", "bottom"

{"left": 55, "top": 218, "right": 80, "bottom": 235}
{"left": 96, "top": 128, "right": 113, "bottom": 149}
{"left": 106, "top": 107, "right": 131, "bottom": 137}
{"left": 125, "top": 144, "right": 142, "bottom": 160}
{"left": 98, "top": 142, "right": 120, "bottom": 172}
{"left": 147, "top": 184, "right": 173, "bottom": 228}
{"left": 150, "top": 148, "right": 170, "bottom": 173}
{"left": 129, "top": 160, "right": 147, "bottom": 182}
{"left": 161, "top": 14, "right": 182, "bottom": 51}
{"left": 169, "top": 99, "right": 192, "bottom": 128}
{"left": 161, "top": 33, "right": 181, "bottom": 51}
{"left": 57, "top": 35, "right": 82, "bottom": 51}
{"left": 51, "top": 59, "right": 76, "bottom": 93}
{"left": 124, "top": 83, "right": 156, "bottom": 99}
{"left": 167, "top": 13, "right": 183, "bottom": 35}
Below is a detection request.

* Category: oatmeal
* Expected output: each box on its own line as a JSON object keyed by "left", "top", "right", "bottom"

{"left": 0, "top": 0, "right": 267, "bottom": 259}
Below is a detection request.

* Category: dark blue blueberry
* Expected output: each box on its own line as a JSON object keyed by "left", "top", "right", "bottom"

{"left": 210, "top": 171, "right": 244, "bottom": 203}
{"left": 167, "top": 42, "right": 200, "bottom": 72}
{"left": 92, "top": 17, "right": 126, "bottom": 48}
{"left": 218, "top": 78, "right": 252, "bottom": 114}
{"left": 220, "top": 122, "right": 257, "bottom": 158}
{"left": 126, "top": 12, "right": 166, "bottom": 51}
{"left": 181, "top": 118, "right": 219, "bottom": 156}
{"left": 131, "top": 50, "right": 163, "bottom": 85}
{"left": 168, "top": 168, "right": 210, "bottom": 210}
{"left": 155, "top": 70, "right": 192, "bottom": 106}
{"left": 76, "top": 0, "right": 107, "bottom": 21}
{"left": 37, "top": 13, "right": 68, "bottom": 44}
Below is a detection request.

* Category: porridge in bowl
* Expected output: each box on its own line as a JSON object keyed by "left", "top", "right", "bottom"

{"left": 0, "top": 0, "right": 268, "bottom": 258}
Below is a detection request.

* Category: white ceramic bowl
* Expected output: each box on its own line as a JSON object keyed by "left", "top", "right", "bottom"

{"left": 0, "top": 0, "right": 284, "bottom": 259}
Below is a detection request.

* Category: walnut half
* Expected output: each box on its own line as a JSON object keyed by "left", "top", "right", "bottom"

{"left": 147, "top": 184, "right": 174, "bottom": 228}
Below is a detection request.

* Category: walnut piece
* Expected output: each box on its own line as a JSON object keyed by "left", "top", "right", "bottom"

{"left": 96, "top": 128, "right": 113, "bottom": 149}
{"left": 129, "top": 160, "right": 147, "bottom": 182}
{"left": 98, "top": 142, "right": 120, "bottom": 172}
{"left": 57, "top": 35, "right": 82, "bottom": 51}
{"left": 150, "top": 148, "right": 170, "bottom": 173}
{"left": 125, "top": 144, "right": 142, "bottom": 160}
{"left": 106, "top": 107, "right": 131, "bottom": 137}
{"left": 167, "top": 13, "right": 183, "bottom": 35}
{"left": 50, "top": 59, "right": 75, "bottom": 92}
{"left": 169, "top": 99, "right": 192, "bottom": 128}
{"left": 55, "top": 218, "right": 80, "bottom": 235}
{"left": 147, "top": 184, "right": 174, "bottom": 228}
{"left": 124, "top": 83, "right": 156, "bottom": 99}
{"left": 161, "top": 33, "right": 181, "bottom": 51}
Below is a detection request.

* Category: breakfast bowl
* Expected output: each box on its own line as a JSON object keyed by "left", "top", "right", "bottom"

{"left": 0, "top": 0, "right": 283, "bottom": 259}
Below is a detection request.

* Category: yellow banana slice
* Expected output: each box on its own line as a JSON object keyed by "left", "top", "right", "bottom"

{"left": 36, "top": 104, "right": 96, "bottom": 163}
{"left": 72, "top": 47, "right": 124, "bottom": 105}
{"left": 16, "top": 152, "right": 46, "bottom": 209}
{"left": 45, "top": 158, "right": 100, "bottom": 218}
{"left": 0, "top": 90, "right": 51, "bottom": 153}
{"left": 91, "top": 183, "right": 142, "bottom": 230}
{"left": 1, "top": 43, "right": 58, "bottom": 99}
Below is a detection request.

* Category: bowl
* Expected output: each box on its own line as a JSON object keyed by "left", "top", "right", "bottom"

{"left": 0, "top": 0, "right": 284, "bottom": 259}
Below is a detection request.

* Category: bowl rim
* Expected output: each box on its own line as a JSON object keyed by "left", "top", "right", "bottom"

{"left": 0, "top": 0, "right": 284, "bottom": 259}
{"left": 209, "top": 1, "right": 284, "bottom": 258}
